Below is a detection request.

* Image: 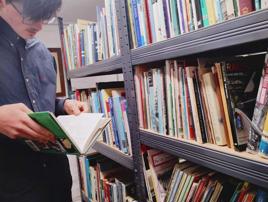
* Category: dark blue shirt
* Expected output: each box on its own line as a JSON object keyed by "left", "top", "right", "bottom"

{"left": 0, "top": 17, "right": 72, "bottom": 202}
{"left": 0, "top": 18, "right": 65, "bottom": 114}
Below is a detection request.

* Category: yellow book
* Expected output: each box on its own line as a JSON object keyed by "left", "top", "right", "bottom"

{"left": 202, "top": 72, "right": 227, "bottom": 145}
{"left": 205, "top": 0, "right": 217, "bottom": 25}
{"left": 214, "top": 63, "right": 234, "bottom": 149}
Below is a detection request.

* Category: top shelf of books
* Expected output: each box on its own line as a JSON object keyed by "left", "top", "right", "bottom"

{"left": 131, "top": 9, "right": 268, "bottom": 65}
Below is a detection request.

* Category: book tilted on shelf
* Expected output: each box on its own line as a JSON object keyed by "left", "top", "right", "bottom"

{"left": 27, "top": 112, "right": 110, "bottom": 154}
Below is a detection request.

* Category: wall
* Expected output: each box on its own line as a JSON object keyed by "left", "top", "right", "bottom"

{"left": 36, "top": 24, "right": 61, "bottom": 48}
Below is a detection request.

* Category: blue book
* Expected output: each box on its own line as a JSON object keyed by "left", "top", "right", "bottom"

{"left": 79, "top": 30, "right": 85, "bottom": 66}
{"left": 131, "top": 0, "right": 143, "bottom": 47}
{"left": 108, "top": 97, "right": 121, "bottom": 150}
{"left": 178, "top": 0, "right": 186, "bottom": 34}
{"left": 84, "top": 157, "right": 92, "bottom": 200}
{"left": 162, "top": 0, "right": 170, "bottom": 38}
{"left": 255, "top": 0, "right": 261, "bottom": 10}
{"left": 112, "top": 93, "right": 129, "bottom": 154}
{"left": 215, "top": 0, "right": 223, "bottom": 23}
{"left": 256, "top": 189, "right": 268, "bottom": 202}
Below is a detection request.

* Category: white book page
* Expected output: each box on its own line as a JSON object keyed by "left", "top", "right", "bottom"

{"left": 56, "top": 113, "right": 103, "bottom": 153}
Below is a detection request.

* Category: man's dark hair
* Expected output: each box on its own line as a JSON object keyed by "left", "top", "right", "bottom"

{"left": 7, "top": 0, "right": 62, "bottom": 21}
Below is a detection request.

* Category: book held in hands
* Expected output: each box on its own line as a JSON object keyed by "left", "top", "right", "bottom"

{"left": 27, "top": 112, "right": 110, "bottom": 155}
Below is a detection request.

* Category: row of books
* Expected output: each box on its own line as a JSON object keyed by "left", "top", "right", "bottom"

{"left": 126, "top": 0, "right": 268, "bottom": 48}
{"left": 62, "top": 0, "right": 120, "bottom": 71}
{"left": 79, "top": 154, "right": 137, "bottom": 202}
{"left": 74, "top": 83, "right": 132, "bottom": 156}
{"left": 135, "top": 53, "right": 268, "bottom": 155}
{"left": 142, "top": 147, "right": 268, "bottom": 202}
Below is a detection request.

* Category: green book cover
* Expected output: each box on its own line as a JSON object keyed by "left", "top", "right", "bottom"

{"left": 28, "top": 111, "right": 78, "bottom": 154}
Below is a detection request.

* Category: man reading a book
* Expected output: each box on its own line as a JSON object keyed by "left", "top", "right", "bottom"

{"left": 0, "top": 0, "right": 88, "bottom": 201}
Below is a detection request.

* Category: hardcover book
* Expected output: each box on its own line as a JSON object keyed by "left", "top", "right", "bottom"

{"left": 27, "top": 112, "right": 110, "bottom": 154}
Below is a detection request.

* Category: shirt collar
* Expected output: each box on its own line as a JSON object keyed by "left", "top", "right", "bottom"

{"left": 0, "top": 17, "right": 24, "bottom": 44}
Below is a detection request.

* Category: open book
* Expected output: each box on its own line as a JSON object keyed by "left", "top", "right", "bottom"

{"left": 27, "top": 112, "right": 110, "bottom": 155}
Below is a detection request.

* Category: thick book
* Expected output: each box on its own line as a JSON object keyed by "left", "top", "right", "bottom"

{"left": 27, "top": 112, "right": 110, "bottom": 154}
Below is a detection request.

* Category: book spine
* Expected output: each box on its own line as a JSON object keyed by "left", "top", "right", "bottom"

{"left": 194, "top": 0, "right": 203, "bottom": 28}
{"left": 131, "top": 0, "right": 143, "bottom": 47}
{"left": 113, "top": 95, "right": 129, "bottom": 154}
{"left": 238, "top": 0, "right": 253, "bottom": 15}
{"left": 200, "top": 0, "right": 209, "bottom": 26}
{"left": 108, "top": 97, "right": 121, "bottom": 150}
{"left": 247, "top": 54, "right": 268, "bottom": 154}
{"left": 255, "top": 0, "right": 261, "bottom": 10}
{"left": 162, "top": 0, "right": 171, "bottom": 38}
{"left": 170, "top": 0, "right": 180, "bottom": 36}
{"left": 221, "top": 62, "right": 241, "bottom": 149}
{"left": 261, "top": 0, "right": 268, "bottom": 9}
{"left": 176, "top": 0, "right": 185, "bottom": 33}
{"left": 193, "top": 69, "right": 208, "bottom": 143}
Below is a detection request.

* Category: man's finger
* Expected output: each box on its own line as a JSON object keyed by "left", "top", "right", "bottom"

{"left": 23, "top": 116, "right": 55, "bottom": 142}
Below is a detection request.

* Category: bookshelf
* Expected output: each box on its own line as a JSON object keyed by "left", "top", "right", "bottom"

{"left": 131, "top": 9, "right": 268, "bottom": 65}
{"left": 67, "top": 55, "right": 123, "bottom": 78}
{"left": 58, "top": 0, "right": 268, "bottom": 201}
{"left": 93, "top": 141, "right": 134, "bottom": 170}
{"left": 140, "top": 129, "right": 268, "bottom": 189}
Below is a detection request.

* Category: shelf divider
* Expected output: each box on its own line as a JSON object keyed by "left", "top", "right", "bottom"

{"left": 67, "top": 56, "right": 123, "bottom": 78}
{"left": 140, "top": 129, "right": 268, "bottom": 189}
{"left": 93, "top": 141, "right": 134, "bottom": 170}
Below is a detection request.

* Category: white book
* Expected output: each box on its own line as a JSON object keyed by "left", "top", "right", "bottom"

{"left": 28, "top": 112, "right": 110, "bottom": 154}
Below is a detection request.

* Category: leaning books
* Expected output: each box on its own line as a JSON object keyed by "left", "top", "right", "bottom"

{"left": 27, "top": 112, "right": 110, "bottom": 155}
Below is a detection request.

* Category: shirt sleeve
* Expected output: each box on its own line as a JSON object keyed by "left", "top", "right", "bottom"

{"left": 55, "top": 98, "right": 68, "bottom": 116}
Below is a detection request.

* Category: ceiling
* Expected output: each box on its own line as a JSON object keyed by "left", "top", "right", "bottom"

{"left": 58, "top": 0, "right": 104, "bottom": 23}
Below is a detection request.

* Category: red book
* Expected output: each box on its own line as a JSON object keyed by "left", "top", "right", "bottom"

{"left": 239, "top": 0, "right": 253, "bottom": 15}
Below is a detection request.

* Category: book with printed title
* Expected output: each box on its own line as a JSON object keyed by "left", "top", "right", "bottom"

{"left": 27, "top": 112, "right": 110, "bottom": 155}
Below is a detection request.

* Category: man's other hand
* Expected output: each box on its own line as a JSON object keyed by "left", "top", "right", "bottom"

{"left": 64, "top": 100, "right": 89, "bottom": 115}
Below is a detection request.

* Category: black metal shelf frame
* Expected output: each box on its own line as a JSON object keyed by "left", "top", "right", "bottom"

{"left": 140, "top": 130, "right": 268, "bottom": 189}
{"left": 131, "top": 9, "right": 268, "bottom": 65}
{"left": 59, "top": 2, "right": 268, "bottom": 200}
{"left": 67, "top": 55, "right": 123, "bottom": 78}
{"left": 93, "top": 141, "right": 134, "bottom": 170}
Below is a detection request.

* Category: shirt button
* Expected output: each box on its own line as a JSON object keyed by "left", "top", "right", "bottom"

{"left": 10, "top": 43, "right": 14, "bottom": 47}
{"left": 32, "top": 100, "right": 36, "bottom": 104}
{"left": 43, "top": 163, "right": 47, "bottom": 168}
{"left": 21, "top": 57, "right": 24, "bottom": 62}
{"left": 25, "top": 78, "right": 29, "bottom": 83}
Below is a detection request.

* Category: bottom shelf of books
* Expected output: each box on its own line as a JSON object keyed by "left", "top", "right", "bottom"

{"left": 78, "top": 154, "right": 137, "bottom": 202}
{"left": 140, "top": 129, "right": 268, "bottom": 190}
{"left": 141, "top": 146, "right": 268, "bottom": 202}
{"left": 93, "top": 141, "right": 133, "bottom": 170}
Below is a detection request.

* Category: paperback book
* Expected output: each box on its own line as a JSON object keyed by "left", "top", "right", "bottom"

{"left": 27, "top": 112, "right": 110, "bottom": 154}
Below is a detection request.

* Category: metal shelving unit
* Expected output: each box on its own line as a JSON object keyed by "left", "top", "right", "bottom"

{"left": 67, "top": 55, "right": 123, "bottom": 78}
{"left": 140, "top": 130, "right": 268, "bottom": 190}
{"left": 59, "top": 2, "right": 268, "bottom": 200}
{"left": 93, "top": 141, "right": 134, "bottom": 170}
{"left": 131, "top": 9, "right": 268, "bottom": 65}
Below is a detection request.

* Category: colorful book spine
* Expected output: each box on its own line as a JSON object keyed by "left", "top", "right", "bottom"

{"left": 255, "top": 0, "right": 261, "bottom": 10}
{"left": 238, "top": 0, "right": 253, "bottom": 15}
{"left": 247, "top": 54, "right": 268, "bottom": 154}
{"left": 131, "top": 0, "right": 143, "bottom": 47}
{"left": 200, "top": 0, "right": 209, "bottom": 26}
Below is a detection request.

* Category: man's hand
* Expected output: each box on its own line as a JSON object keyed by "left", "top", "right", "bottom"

{"left": 0, "top": 103, "right": 55, "bottom": 143}
{"left": 64, "top": 100, "right": 89, "bottom": 115}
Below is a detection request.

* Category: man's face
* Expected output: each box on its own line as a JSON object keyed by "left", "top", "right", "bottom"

{"left": 1, "top": 1, "right": 43, "bottom": 39}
